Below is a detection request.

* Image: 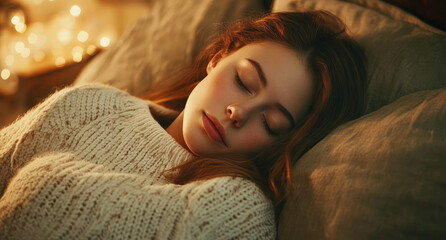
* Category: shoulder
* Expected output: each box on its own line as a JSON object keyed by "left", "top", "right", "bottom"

{"left": 51, "top": 83, "right": 134, "bottom": 113}
{"left": 29, "top": 83, "right": 147, "bottom": 130}
{"left": 53, "top": 83, "right": 133, "bottom": 102}
{"left": 32, "top": 83, "right": 135, "bottom": 114}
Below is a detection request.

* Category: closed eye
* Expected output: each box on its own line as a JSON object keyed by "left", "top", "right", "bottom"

{"left": 262, "top": 113, "right": 278, "bottom": 136}
{"left": 235, "top": 72, "right": 252, "bottom": 95}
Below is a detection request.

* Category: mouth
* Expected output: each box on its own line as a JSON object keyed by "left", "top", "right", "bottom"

{"left": 202, "top": 111, "right": 227, "bottom": 147}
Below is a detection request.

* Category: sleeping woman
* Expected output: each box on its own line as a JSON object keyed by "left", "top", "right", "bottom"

{"left": 0, "top": 10, "right": 366, "bottom": 239}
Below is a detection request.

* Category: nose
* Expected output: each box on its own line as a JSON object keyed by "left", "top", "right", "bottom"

{"left": 226, "top": 103, "right": 252, "bottom": 128}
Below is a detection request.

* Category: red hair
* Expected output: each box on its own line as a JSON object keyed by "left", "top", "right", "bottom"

{"left": 142, "top": 11, "right": 367, "bottom": 210}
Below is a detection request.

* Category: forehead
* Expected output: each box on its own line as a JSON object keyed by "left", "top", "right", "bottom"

{"left": 230, "top": 41, "right": 314, "bottom": 121}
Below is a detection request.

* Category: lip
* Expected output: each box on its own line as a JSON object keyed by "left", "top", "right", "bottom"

{"left": 202, "top": 111, "right": 227, "bottom": 147}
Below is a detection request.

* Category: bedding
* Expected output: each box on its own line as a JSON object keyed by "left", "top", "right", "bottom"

{"left": 71, "top": 0, "right": 446, "bottom": 239}
{"left": 278, "top": 87, "right": 446, "bottom": 239}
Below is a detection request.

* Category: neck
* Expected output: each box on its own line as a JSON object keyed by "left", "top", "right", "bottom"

{"left": 166, "top": 111, "right": 188, "bottom": 150}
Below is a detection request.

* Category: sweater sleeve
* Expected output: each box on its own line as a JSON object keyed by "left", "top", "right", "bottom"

{"left": 0, "top": 152, "right": 276, "bottom": 240}
{"left": 183, "top": 177, "right": 277, "bottom": 240}
{"left": 0, "top": 84, "right": 132, "bottom": 196}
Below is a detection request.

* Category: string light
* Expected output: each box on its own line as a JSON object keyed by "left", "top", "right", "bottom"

{"left": 15, "top": 41, "right": 25, "bottom": 53}
{"left": 72, "top": 46, "right": 83, "bottom": 62}
{"left": 99, "top": 37, "right": 110, "bottom": 47}
{"left": 15, "top": 22, "right": 27, "bottom": 33}
{"left": 70, "top": 5, "right": 81, "bottom": 17}
{"left": 55, "top": 57, "right": 66, "bottom": 67}
{"left": 2, "top": 0, "right": 122, "bottom": 76}
{"left": 72, "top": 46, "right": 83, "bottom": 54}
{"left": 11, "top": 16, "right": 21, "bottom": 25}
{"left": 86, "top": 45, "right": 97, "bottom": 55}
{"left": 1, "top": 69, "right": 11, "bottom": 80}
{"left": 10, "top": 11, "right": 25, "bottom": 25}
{"left": 77, "top": 30, "right": 89, "bottom": 42}
{"left": 21, "top": 48, "right": 31, "bottom": 58}
{"left": 28, "top": 33, "right": 38, "bottom": 44}
{"left": 73, "top": 53, "right": 82, "bottom": 62}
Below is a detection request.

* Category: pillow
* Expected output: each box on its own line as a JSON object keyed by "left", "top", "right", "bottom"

{"left": 273, "top": 0, "right": 446, "bottom": 114}
{"left": 279, "top": 87, "right": 446, "bottom": 239}
{"left": 74, "top": 0, "right": 265, "bottom": 96}
{"left": 341, "top": 0, "right": 444, "bottom": 33}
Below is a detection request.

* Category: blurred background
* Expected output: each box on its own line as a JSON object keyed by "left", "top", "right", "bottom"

{"left": 0, "top": 0, "right": 151, "bottom": 127}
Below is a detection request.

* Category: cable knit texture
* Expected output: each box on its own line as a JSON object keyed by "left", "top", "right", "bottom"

{"left": 0, "top": 84, "right": 276, "bottom": 240}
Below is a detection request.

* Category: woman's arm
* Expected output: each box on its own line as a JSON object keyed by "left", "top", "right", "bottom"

{"left": 0, "top": 84, "right": 132, "bottom": 197}
{"left": 0, "top": 87, "right": 74, "bottom": 196}
{"left": 0, "top": 152, "right": 276, "bottom": 240}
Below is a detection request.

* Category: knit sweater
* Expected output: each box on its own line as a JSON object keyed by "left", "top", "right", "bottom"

{"left": 0, "top": 84, "right": 276, "bottom": 240}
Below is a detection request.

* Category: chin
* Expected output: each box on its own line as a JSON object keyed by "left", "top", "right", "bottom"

{"left": 184, "top": 132, "right": 211, "bottom": 157}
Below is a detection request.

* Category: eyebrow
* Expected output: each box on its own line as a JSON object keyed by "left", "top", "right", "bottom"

{"left": 246, "top": 58, "right": 296, "bottom": 128}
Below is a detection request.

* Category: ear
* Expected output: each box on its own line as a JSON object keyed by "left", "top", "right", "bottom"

{"left": 206, "top": 51, "right": 223, "bottom": 74}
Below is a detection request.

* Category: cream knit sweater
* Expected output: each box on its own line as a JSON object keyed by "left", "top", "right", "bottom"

{"left": 0, "top": 84, "right": 276, "bottom": 239}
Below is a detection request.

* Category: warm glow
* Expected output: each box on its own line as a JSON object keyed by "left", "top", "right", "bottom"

{"left": 33, "top": 51, "right": 46, "bottom": 62}
{"left": 10, "top": 11, "right": 25, "bottom": 25}
{"left": 70, "top": 5, "right": 81, "bottom": 17}
{"left": 36, "top": 34, "right": 47, "bottom": 47}
{"left": 99, "top": 37, "right": 110, "bottom": 47}
{"left": 1, "top": 0, "right": 143, "bottom": 77}
{"left": 55, "top": 57, "right": 66, "bottom": 67}
{"left": 15, "top": 22, "right": 27, "bottom": 33}
{"left": 58, "top": 29, "right": 72, "bottom": 43}
{"left": 73, "top": 53, "right": 83, "bottom": 62}
{"left": 21, "top": 48, "right": 31, "bottom": 58}
{"left": 52, "top": 46, "right": 63, "bottom": 56}
{"left": 30, "top": 22, "right": 44, "bottom": 33}
{"left": 28, "top": 33, "right": 38, "bottom": 44}
{"left": 11, "top": 16, "right": 20, "bottom": 25}
{"left": 86, "top": 44, "right": 97, "bottom": 55}
{"left": 15, "top": 41, "right": 25, "bottom": 53}
{"left": 5, "top": 55, "right": 15, "bottom": 66}
{"left": 77, "top": 30, "right": 89, "bottom": 42}
{"left": 72, "top": 46, "right": 83, "bottom": 62}
{"left": 72, "top": 46, "right": 83, "bottom": 54}
{"left": 1, "top": 69, "right": 11, "bottom": 80}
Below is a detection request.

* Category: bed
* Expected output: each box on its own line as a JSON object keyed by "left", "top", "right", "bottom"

{"left": 73, "top": 0, "right": 446, "bottom": 238}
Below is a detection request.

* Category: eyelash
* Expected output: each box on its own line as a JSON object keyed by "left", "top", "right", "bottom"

{"left": 262, "top": 113, "right": 277, "bottom": 136}
{"left": 235, "top": 73, "right": 276, "bottom": 136}
{"left": 235, "top": 73, "right": 251, "bottom": 94}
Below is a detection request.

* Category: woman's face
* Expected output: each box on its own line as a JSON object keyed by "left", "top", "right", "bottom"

{"left": 181, "top": 41, "right": 314, "bottom": 157}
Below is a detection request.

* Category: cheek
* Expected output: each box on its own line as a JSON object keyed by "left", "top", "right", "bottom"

{"left": 186, "top": 71, "right": 231, "bottom": 111}
{"left": 207, "top": 72, "right": 233, "bottom": 101}
{"left": 235, "top": 127, "right": 271, "bottom": 153}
